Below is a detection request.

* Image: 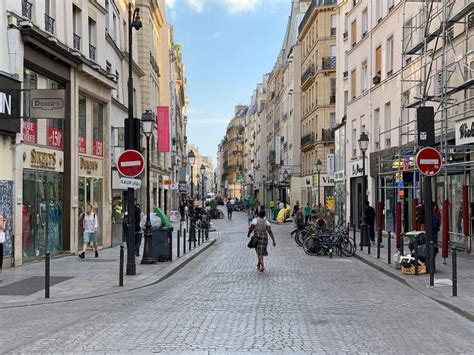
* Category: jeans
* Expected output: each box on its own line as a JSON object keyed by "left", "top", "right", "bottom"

{"left": 368, "top": 224, "right": 375, "bottom": 242}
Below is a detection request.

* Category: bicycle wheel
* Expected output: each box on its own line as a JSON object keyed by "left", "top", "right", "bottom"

{"left": 341, "top": 237, "right": 354, "bottom": 257}
{"left": 295, "top": 229, "right": 307, "bottom": 247}
{"left": 303, "top": 235, "right": 319, "bottom": 256}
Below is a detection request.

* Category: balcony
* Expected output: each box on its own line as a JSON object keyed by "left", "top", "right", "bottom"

{"left": 321, "top": 128, "right": 335, "bottom": 142}
{"left": 44, "top": 14, "right": 55, "bottom": 34}
{"left": 22, "top": 0, "right": 32, "bottom": 20}
{"left": 330, "top": 94, "right": 336, "bottom": 104}
{"left": 73, "top": 33, "right": 81, "bottom": 51}
{"left": 330, "top": 27, "right": 336, "bottom": 36}
{"left": 298, "top": 0, "right": 337, "bottom": 34}
{"left": 301, "top": 64, "right": 315, "bottom": 89}
{"left": 301, "top": 132, "right": 315, "bottom": 148}
{"left": 322, "top": 56, "right": 336, "bottom": 70}
{"left": 89, "top": 44, "right": 96, "bottom": 61}
{"left": 268, "top": 150, "right": 276, "bottom": 162}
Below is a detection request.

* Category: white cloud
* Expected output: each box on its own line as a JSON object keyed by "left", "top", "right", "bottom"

{"left": 223, "top": 0, "right": 262, "bottom": 13}
{"left": 187, "top": 0, "right": 204, "bottom": 12}
{"left": 210, "top": 31, "right": 223, "bottom": 38}
{"left": 166, "top": 0, "right": 177, "bottom": 8}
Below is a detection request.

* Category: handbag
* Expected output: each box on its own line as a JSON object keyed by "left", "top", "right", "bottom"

{"left": 247, "top": 234, "right": 258, "bottom": 249}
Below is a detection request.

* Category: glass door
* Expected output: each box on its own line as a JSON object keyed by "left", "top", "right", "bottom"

{"left": 78, "top": 177, "right": 103, "bottom": 247}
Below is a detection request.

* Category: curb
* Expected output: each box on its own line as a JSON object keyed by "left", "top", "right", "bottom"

{"left": 0, "top": 239, "right": 216, "bottom": 309}
{"left": 354, "top": 253, "right": 474, "bottom": 322}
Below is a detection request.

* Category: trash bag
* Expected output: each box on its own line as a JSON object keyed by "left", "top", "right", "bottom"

{"left": 140, "top": 213, "right": 162, "bottom": 230}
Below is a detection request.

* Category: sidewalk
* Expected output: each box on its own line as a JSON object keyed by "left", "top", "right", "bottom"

{"left": 0, "top": 221, "right": 216, "bottom": 307}
{"left": 351, "top": 229, "right": 474, "bottom": 321}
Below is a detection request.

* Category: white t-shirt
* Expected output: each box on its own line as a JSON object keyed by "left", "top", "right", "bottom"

{"left": 251, "top": 218, "right": 270, "bottom": 227}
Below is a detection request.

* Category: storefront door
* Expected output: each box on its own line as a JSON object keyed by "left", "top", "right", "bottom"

{"left": 78, "top": 177, "right": 103, "bottom": 246}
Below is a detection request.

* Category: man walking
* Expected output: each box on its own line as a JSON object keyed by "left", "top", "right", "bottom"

{"left": 365, "top": 201, "right": 376, "bottom": 245}
{"left": 304, "top": 203, "right": 312, "bottom": 225}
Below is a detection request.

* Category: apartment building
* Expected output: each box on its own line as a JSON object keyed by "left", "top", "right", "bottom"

{"left": 298, "top": 0, "right": 337, "bottom": 208}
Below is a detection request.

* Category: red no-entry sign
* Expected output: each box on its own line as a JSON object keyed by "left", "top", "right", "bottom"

{"left": 415, "top": 147, "right": 442, "bottom": 176}
{"left": 117, "top": 150, "right": 145, "bottom": 178}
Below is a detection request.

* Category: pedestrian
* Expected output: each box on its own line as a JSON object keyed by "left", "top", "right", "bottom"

{"left": 0, "top": 215, "right": 6, "bottom": 283}
{"left": 134, "top": 203, "right": 142, "bottom": 257}
{"left": 365, "top": 201, "right": 376, "bottom": 245}
{"left": 278, "top": 201, "right": 284, "bottom": 209}
{"left": 247, "top": 210, "right": 276, "bottom": 272}
{"left": 78, "top": 203, "right": 99, "bottom": 259}
{"left": 304, "top": 202, "right": 312, "bottom": 225}
{"left": 226, "top": 201, "right": 234, "bottom": 220}
{"left": 432, "top": 202, "right": 441, "bottom": 245}
{"left": 179, "top": 201, "right": 185, "bottom": 222}
{"left": 292, "top": 201, "right": 300, "bottom": 217}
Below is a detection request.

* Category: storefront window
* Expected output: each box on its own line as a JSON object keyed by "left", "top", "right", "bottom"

{"left": 22, "top": 170, "right": 64, "bottom": 259}
{"left": 78, "top": 177, "right": 103, "bottom": 246}
{"left": 78, "top": 95, "right": 87, "bottom": 153}
{"left": 47, "top": 80, "right": 65, "bottom": 149}
{"left": 92, "top": 102, "right": 104, "bottom": 156}
{"left": 22, "top": 69, "right": 38, "bottom": 144}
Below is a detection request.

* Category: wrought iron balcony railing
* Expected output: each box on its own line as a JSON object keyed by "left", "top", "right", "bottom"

{"left": 44, "top": 14, "right": 55, "bottom": 34}
{"left": 301, "top": 132, "right": 315, "bottom": 148}
{"left": 321, "top": 128, "right": 335, "bottom": 142}
{"left": 298, "top": 0, "right": 337, "bottom": 34}
{"left": 73, "top": 33, "right": 81, "bottom": 51}
{"left": 89, "top": 44, "right": 97, "bottom": 61}
{"left": 22, "top": 0, "right": 32, "bottom": 20}
{"left": 322, "top": 56, "right": 336, "bottom": 70}
{"left": 301, "top": 64, "right": 315, "bottom": 86}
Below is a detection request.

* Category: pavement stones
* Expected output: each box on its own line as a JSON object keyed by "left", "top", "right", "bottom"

{"left": 0, "top": 212, "right": 472, "bottom": 353}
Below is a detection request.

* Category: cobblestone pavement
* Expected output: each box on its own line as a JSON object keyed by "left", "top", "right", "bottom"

{"left": 0, "top": 211, "right": 473, "bottom": 353}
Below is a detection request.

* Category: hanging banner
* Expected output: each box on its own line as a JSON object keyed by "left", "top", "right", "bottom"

{"left": 157, "top": 106, "right": 170, "bottom": 153}
{"left": 23, "top": 120, "right": 37, "bottom": 143}
{"left": 275, "top": 135, "right": 282, "bottom": 165}
{"left": 48, "top": 126, "right": 63, "bottom": 148}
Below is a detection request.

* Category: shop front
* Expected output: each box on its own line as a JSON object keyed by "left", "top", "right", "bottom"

{"left": 22, "top": 146, "right": 65, "bottom": 260}
{"left": 348, "top": 159, "right": 367, "bottom": 228}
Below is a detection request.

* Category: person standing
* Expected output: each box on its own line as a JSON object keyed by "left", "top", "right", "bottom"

{"left": 226, "top": 201, "right": 234, "bottom": 220}
{"left": 78, "top": 203, "right": 99, "bottom": 259}
{"left": 365, "top": 201, "right": 376, "bottom": 245}
{"left": 247, "top": 210, "right": 276, "bottom": 272}
{"left": 134, "top": 203, "right": 142, "bottom": 257}
{"left": 0, "top": 215, "right": 6, "bottom": 283}
{"left": 304, "top": 203, "right": 312, "bottom": 225}
{"left": 432, "top": 203, "right": 441, "bottom": 246}
{"left": 292, "top": 201, "right": 300, "bottom": 217}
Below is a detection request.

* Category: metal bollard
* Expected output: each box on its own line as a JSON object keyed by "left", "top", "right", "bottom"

{"left": 183, "top": 229, "right": 186, "bottom": 254}
{"left": 452, "top": 247, "right": 457, "bottom": 297}
{"left": 429, "top": 241, "right": 435, "bottom": 287}
{"left": 367, "top": 226, "right": 371, "bottom": 255}
{"left": 387, "top": 231, "right": 391, "bottom": 264}
{"left": 177, "top": 230, "right": 181, "bottom": 258}
{"left": 45, "top": 251, "right": 50, "bottom": 299}
{"left": 414, "top": 238, "right": 419, "bottom": 276}
{"left": 198, "top": 227, "right": 201, "bottom": 245}
{"left": 353, "top": 225, "right": 356, "bottom": 252}
{"left": 377, "top": 229, "right": 381, "bottom": 259}
{"left": 194, "top": 229, "right": 197, "bottom": 248}
{"left": 119, "top": 244, "right": 124, "bottom": 287}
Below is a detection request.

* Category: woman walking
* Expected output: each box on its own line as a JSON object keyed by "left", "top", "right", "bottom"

{"left": 78, "top": 203, "right": 99, "bottom": 259}
{"left": 247, "top": 210, "right": 276, "bottom": 272}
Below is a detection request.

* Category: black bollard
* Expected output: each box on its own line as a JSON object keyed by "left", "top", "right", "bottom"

{"left": 177, "top": 230, "right": 181, "bottom": 258}
{"left": 377, "top": 229, "right": 381, "bottom": 259}
{"left": 387, "top": 231, "right": 391, "bottom": 264}
{"left": 119, "top": 244, "right": 124, "bottom": 287}
{"left": 414, "top": 238, "right": 419, "bottom": 276}
{"left": 452, "top": 247, "right": 457, "bottom": 297}
{"left": 183, "top": 229, "right": 187, "bottom": 254}
{"left": 198, "top": 227, "right": 201, "bottom": 245}
{"left": 353, "top": 224, "right": 356, "bottom": 253}
{"left": 367, "top": 227, "right": 371, "bottom": 255}
{"left": 45, "top": 251, "right": 50, "bottom": 299}
{"left": 429, "top": 241, "right": 435, "bottom": 287}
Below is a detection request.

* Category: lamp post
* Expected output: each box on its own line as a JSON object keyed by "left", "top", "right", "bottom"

{"left": 188, "top": 150, "right": 195, "bottom": 198}
{"left": 316, "top": 159, "right": 322, "bottom": 207}
{"left": 358, "top": 131, "right": 370, "bottom": 248}
{"left": 200, "top": 164, "right": 205, "bottom": 207}
{"left": 140, "top": 111, "right": 156, "bottom": 264}
{"left": 125, "top": 3, "right": 142, "bottom": 276}
{"left": 262, "top": 174, "right": 266, "bottom": 207}
{"left": 282, "top": 169, "right": 289, "bottom": 205}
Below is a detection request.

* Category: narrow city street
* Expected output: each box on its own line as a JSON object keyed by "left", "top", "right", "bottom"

{"left": 0, "top": 211, "right": 472, "bottom": 354}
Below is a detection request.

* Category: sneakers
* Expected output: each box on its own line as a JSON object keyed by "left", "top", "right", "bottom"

{"left": 78, "top": 251, "right": 85, "bottom": 259}
{"left": 95, "top": 250, "right": 99, "bottom": 258}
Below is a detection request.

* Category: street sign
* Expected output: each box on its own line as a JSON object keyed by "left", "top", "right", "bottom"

{"left": 415, "top": 147, "right": 442, "bottom": 176}
{"left": 117, "top": 150, "right": 145, "bottom": 178}
{"left": 179, "top": 182, "right": 188, "bottom": 193}
{"left": 120, "top": 177, "right": 142, "bottom": 190}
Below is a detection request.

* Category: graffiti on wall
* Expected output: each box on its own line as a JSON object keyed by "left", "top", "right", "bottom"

{"left": 0, "top": 180, "right": 13, "bottom": 256}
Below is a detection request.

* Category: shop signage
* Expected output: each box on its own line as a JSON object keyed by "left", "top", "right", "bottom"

{"left": 23, "top": 120, "right": 37, "bottom": 143}
{"left": 455, "top": 118, "right": 474, "bottom": 145}
{"left": 48, "top": 126, "right": 63, "bottom": 148}
{"left": 117, "top": 150, "right": 145, "bottom": 178}
{"left": 348, "top": 158, "right": 368, "bottom": 178}
{"left": 327, "top": 154, "right": 335, "bottom": 176}
{"left": 120, "top": 177, "right": 142, "bottom": 190}
{"left": 157, "top": 106, "right": 170, "bottom": 153}
{"left": 23, "top": 146, "right": 63, "bottom": 171}
{"left": 275, "top": 135, "right": 282, "bottom": 165}
{"left": 312, "top": 174, "right": 335, "bottom": 187}
{"left": 179, "top": 182, "right": 188, "bottom": 193}
{"left": 79, "top": 156, "right": 103, "bottom": 177}
{"left": 162, "top": 175, "right": 172, "bottom": 189}
{"left": 78, "top": 136, "right": 86, "bottom": 154}
{"left": 93, "top": 139, "right": 103, "bottom": 157}
{"left": 415, "top": 147, "right": 442, "bottom": 176}
{"left": 0, "top": 74, "right": 21, "bottom": 134}
{"left": 29, "top": 89, "right": 66, "bottom": 119}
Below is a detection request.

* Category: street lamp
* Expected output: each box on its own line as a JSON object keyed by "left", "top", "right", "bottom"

{"left": 141, "top": 111, "right": 156, "bottom": 264}
{"left": 188, "top": 150, "right": 195, "bottom": 198}
{"left": 125, "top": 3, "right": 142, "bottom": 276}
{"left": 316, "top": 159, "right": 322, "bottom": 207}
{"left": 200, "top": 164, "right": 206, "bottom": 207}
{"left": 358, "top": 131, "right": 370, "bottom": 248}
{"left": 262, "top": 174, "right": 266, "bottom": 207}
{"left": 282, "top": 169, "right": 289, "bottom": 206}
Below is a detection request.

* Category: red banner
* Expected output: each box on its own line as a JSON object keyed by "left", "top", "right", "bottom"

{"left": 22, "top": 120, "right": 37, "bottom": 143}
{"left": 78, "top": 136, "right": 86, "bottom": 154}
{"left": 93, "top": 139, "right": 103, "bottom": 157}
{"left": 157, "top": 106, "right": 170, "bottom": 153}
{"left": 48, "top": 127, "right": 63, "bottom": 148}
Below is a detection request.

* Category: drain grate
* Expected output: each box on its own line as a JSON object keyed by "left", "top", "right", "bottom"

{"left": 0, "top": 276, "right": 73, "bottom": 296}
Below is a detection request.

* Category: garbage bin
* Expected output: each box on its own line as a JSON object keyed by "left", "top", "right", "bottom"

{"left": 152, "top": 227, "right": 173, "bottom": 262}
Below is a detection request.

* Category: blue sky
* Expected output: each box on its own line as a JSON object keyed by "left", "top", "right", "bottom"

{"left": 165, "top": 0, "right": 291, "bottom": 165}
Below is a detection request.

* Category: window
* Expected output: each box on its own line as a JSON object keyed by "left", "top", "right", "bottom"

{"left": 384, "top": 102, "right": 391, "bottom": 147}
{"left": 106, "top": 61, "right": 112, "bottom": 74}
{"left": 351, "top": 20, "right": 357, "bottom": 46}
{"left": 78, "top": 95, "right": 86, "bottom": 153}
{"left": 351, "top": 69, "right": 357, "bottom": 98}
{"left": 330, "top": 112, "right": 336, "bottom": 128}
{"left": 375, "top": 1, "right": 382, "bottom": 22}
{"left": 344, "top": 91, "right": 348, "bottom": 116}
{"left": 45, "top": 0, "right": 55, "bottom": 33}
{"left": 388, "top": 0, "right": 394, "bottom": 11}
{"left": 92, "top": 101, "right": 104, "bottom": 157}
{"left": 386, "top": 36, "right": 394, "bottom": 75}
{"left": 105, "top": 0, "right": 109, "bottom": 31}
{"left": 375, "top": 45, "right": 382, "bottom": 74}
{"left": 330, "top": 45, "right": 336, "bottom": 58}
{"left": 352, "top": 125, "right": 357, "bottom": 157}
{"left": 112, "top": 11, "right": 117, "bottom": 41}
{"left": 362, "top": 8, "right": 368, "bottom": 35}
{"left": 89, "top": 18, "right": 97, "bottom": 61}
{"left": 330, "top": 14, "right": 336, "bottom": 35}
{"left": 47, "top": 79, "right": 64, "bottom": 149}
{"left": 361, "top": 61, "right": 368, "bottom": 92}
{"left": 22, "top": 69, "right": 37, "bottom": 144}
{"left": 374, "top": 108, "right": 380, "bottom": 148}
